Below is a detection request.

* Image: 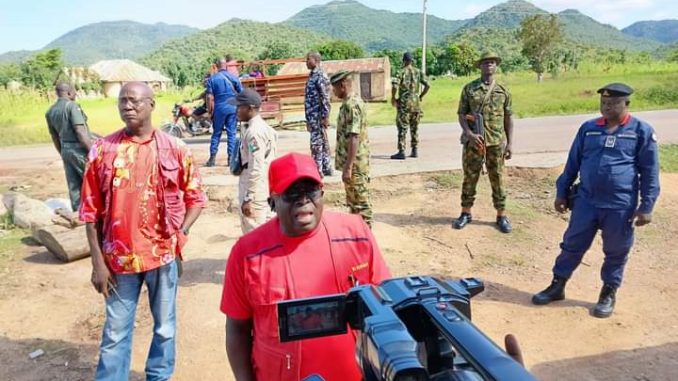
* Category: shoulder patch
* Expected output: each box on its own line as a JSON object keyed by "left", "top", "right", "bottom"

{"left": 248, "top": 137, "right": 260, "bottom": 153}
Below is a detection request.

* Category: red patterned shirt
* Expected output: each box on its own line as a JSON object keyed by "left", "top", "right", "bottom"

{"left": 80, "top": 129, "right": 206, "bottom": 274}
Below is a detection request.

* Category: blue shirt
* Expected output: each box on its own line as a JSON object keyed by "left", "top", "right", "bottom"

{"left": 207, "top": 69, "right": 243, "bottom": 114}
{"left": 556, "top": 114, "right": 660, "bottom": 214}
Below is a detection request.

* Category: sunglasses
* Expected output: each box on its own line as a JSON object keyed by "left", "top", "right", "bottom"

{"left": 280, "top": 185, "right": 323, "bottom": 203}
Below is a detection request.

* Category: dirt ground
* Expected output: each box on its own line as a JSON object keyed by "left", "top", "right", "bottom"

{"left": 1, "top": 162, "right": 677, "bottom": 381}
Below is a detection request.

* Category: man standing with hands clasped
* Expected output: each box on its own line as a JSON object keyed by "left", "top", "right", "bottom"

{"left": 532, "top": 83, "right": 660, "bottom": 318}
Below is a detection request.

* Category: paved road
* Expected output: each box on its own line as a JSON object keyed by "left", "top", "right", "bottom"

{"left": 2, "top": 109, "right": 677, "bottom": 186}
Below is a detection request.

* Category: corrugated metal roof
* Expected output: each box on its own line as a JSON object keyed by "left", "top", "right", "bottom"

{"left": 89, "top": 59, "right": 171, "bottom": 83}
{"left": 278, "top": 57, "right": 389, "bottom": 76}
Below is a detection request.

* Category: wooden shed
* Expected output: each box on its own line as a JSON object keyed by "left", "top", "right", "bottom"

{"left": 278, "top": 57, "right": 392, "bottom": 102}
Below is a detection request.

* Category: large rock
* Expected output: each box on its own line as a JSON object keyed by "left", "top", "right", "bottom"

{"left": 34, "top": 225, "right": 90, "bottom": 262}
{"left": 2, "top": 192, "right": 28, "bottom": 212}
{"left": 12, "top": 196, "right": 54, "bottom": 229}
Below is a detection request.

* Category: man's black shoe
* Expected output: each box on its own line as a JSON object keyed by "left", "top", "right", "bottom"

{"left": 390, "top": 151, "right": 406, "bottom": 160}
{"left": 410, "top": 147, "right": 418, "bottom": 158}
{"left": 453, "top": 213, "right": 472, "bottom": 229}
{"left": 322, "top": 169, "right": 334, "bottom": 177}
{"left": 204, "top": 156, "right": 216, "bottom": 167}
{"left": 532, "top": 275, "right": 568, "bottom": 305}
{"left": 496, "top": 216, "right": 512, "bottom": 233}
{"left": 592, "top": 284, "right": 616, "bottom": 318}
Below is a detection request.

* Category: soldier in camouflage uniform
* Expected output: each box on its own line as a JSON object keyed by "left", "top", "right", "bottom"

{"left": 454, "top": 52, "right": 514, "bottom": 233}
{"left": 331, "top": 70, "right": 373, "bottom": 226}
{"left": 46, "top": 83, "right": 93, "bottom": 212}
{"left": 304, "top": 51, "right": 333, "bottom": 176}
{"left": 390, "top": 51, "right": 430, "bottom": 160}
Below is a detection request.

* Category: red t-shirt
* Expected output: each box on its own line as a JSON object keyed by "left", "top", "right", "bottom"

{"left": 221, "top": 212, "right": 391, "bottom": 381}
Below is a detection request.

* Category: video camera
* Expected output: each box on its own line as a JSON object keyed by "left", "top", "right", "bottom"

{"left": 278, "top": 276, "right": 537, "bottom": 381}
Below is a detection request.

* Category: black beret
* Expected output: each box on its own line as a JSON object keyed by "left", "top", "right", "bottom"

{"left": 597, "top": 83, "right": 634, "bottom": 97}
{"left": 330, "top": 70, "right": 352, "bottom": 85}
{"left": 403, "top": 52, "right": 413, "bottom": 62}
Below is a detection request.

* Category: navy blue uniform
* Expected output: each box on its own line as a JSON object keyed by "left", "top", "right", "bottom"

{"left": 553, "top": 114, "right": 660, "bottom": 288}
{"left": 207, "top": 69, "right": 242, "bottom": 159}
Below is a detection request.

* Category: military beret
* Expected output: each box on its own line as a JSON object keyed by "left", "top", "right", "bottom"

{"left": 403, "top": 51, "right": 414, "bottom": 62}
{"left": 597, "top": 83, "right": 633, "bottom": 97}
{"left": 330, "top": 70, "right": 352, "bottom": 85}
{"left": 476, "top": 52, "right": 502, "bottom": 66}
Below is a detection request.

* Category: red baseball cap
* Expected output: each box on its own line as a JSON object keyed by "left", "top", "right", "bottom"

{"left": 268, "top": 152, "right": 323, "bottom": 195}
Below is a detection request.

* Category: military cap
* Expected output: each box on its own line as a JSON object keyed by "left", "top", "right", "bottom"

{"left": 403, "top": 51, "right": 414, "bottom": 62}
{"left": 476, "top": 52, "right": 502, "bottom": 66}
{"left": 227, "top": 88, "right": 261, "bottom": 107}
{"left": 597, "top": 83, "right": 633, "bottom": 97}
{"left": 330, "top": 70, "right": 352, "bottom": 85}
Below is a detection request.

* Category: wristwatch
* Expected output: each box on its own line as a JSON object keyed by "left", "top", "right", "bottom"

{"left": 181, "top": 227, "right": 190, "bottom": 236}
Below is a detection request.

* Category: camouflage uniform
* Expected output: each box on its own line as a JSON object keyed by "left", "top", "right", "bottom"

{"left": 46, "top": 97, "right": 90, "bottom": 211}
{"left": 457, "top": 78, "right": 512, "bottom": 210}
{"left": 335, "top": 94, "right": 372, "bottom": 226}
{"left": 304, "top": 67, "right": 332, "bottom": 175}
{"left": 392, "top": 65, "right": 428, "bottom": 152}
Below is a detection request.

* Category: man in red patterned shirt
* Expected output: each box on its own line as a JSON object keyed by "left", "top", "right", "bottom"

{"left": 80, "top": 82, "right": 206, "bottom": 381}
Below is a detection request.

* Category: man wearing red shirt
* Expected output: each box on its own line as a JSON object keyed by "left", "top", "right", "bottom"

{"left": 80, "top": 82, "right": 206, "bottom": 381}
{"left": 221, "top": 152, "right": 391, "bottom": 381}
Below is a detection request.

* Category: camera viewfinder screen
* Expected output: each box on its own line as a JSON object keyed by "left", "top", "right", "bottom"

{"left": 278, "top": 295, "right": 347, "bottom": 342}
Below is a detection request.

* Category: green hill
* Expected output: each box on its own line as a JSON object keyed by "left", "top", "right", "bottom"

{"left": 558, "top": 9, "right": 662, "bottom": 51}
{"left": 460, "top": 0, "right": 546, "bottom": 30}
{"left": 284, "top": 0, "right": 467, "bottom": 52}
{"left": 0, "top": 21, "right": 199, "bottom": 65}
{"left": 452, "top": 0, "right": 662, "bottom": 52}
{"left": 623, "top": 20, "right": 678, "bottom": 44}
{"left": 141, "top": 19, "right": 328, "bottom": 82}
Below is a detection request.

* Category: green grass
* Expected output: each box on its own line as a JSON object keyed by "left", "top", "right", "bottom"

{"left": 2, "top": 62, "right": 678, "bottom": 146}
{"left": 659, "top": 145, "right": 678, "bottom": 173}
{"left": 429, "top": 172, "right": 463, "bottom": 189}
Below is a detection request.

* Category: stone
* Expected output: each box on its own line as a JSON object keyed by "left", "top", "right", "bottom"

{"left": 2, "top": 191, "right": 29, "bottom": 212}
{"left": 12, "top": 196, "right": 54, "bottom": 229}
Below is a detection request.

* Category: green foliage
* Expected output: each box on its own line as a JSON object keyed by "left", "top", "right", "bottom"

{"left": 443, "top": 28, "right": 529, "bottom": 73}
{"left": 622, "top": 20, "right": 678, "bottom": 44}
{"left": 372, "top": 49, "right": 402, "bottom": 76}
{"left": 142, "top": 20, "right": 327, "bottom": 86}
{"left": 0, "top": 63, "right": 21, "bottom": 87}
{"left": 284, "top": 0, "right": 465, "bottom": 52}
{"left": 19, "top": 49, "right": 64, "bottom": 91}
{"left": 437, "top": 43, "right": 478, "bottom": 76}
{"left": 518, "top": 15, "right": 564, "bottom": 81}
{"left": 667, "top": 45, "right": 678, "bottom": 63}
{"left": 313, "top": 40, "right": 365, "bottom": 60}
{"left": 659, "top": 145, "right": 678, "bottom": 173}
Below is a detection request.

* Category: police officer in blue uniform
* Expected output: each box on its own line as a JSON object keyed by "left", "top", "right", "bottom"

{"left": 205, "top": 57, "right": 243, "bottom": 167}
{"left": 532, "top": 83, "right": 660, "bottom": 318}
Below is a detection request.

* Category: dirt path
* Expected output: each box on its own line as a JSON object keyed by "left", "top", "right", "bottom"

{"left": 1, "top": 166, "right": 677, "bottom": 380}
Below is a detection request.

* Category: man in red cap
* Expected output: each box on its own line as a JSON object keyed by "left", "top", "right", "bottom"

{"left": 220, "top": 152, "right": 391, "bottom": 381}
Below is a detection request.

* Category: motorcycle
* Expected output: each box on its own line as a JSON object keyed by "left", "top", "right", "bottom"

{"left": 161, "top": 101, "right": 212, "bottom": 138}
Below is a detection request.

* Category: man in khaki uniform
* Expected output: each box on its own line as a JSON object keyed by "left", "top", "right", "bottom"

{"left": 45, "top": 82, "right": 92, "bottom": 211}
{"left": 229, "top": 89, "right": 277, "bottom": 234}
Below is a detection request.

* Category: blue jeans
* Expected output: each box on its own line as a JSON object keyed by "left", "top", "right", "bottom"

{"left": 95, "top": 261, "right": 178, "bottom": 381}
{"left": 210, "top": 110, "right": 237, "bottom": 159}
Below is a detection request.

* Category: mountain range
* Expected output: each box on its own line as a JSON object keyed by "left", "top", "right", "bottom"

{"left": 1, "top": 0, "right": 676, "bottom": 66}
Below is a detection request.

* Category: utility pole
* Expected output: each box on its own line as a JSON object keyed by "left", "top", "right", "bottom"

{"left": 421, "top": 0, "right": 428, "bottom": 75}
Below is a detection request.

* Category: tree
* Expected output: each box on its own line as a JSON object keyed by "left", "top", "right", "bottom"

{"left": 372, "top": 49, "right": 401, "bottom": 76}
{"left": 439, "top": 43, "right": 478, "bottom": 77}
{"left": 314, "top": 40, "right": 365, "bottom": 61}
{"left": 668, "top": 45, "right": 678, "bottom": 63}
{"left": 517, "top": 14, "right": 564, "bottom": 82}
{"left": 19, "top": 49, "right": 65, "bottom": 90}
{"left": 0, "top": 63, "right": 21, "bottom": 87}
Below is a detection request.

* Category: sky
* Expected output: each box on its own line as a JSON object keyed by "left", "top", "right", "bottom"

{"left": 0, "top": 0, "right": 676, "bottom": 54}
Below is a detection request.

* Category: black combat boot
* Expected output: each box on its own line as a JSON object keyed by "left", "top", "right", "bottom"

{"left": 592, "top": 284, "right": 616, "bottom": 318}
{"left": 410, "top": 147, "right": 418, "bottom": 158}
{"left": 390, "top": 151, "right": 406, "bottom": 160}
{"left": 532, "top": 275, "right": 568, "bottom": 305}
{"left": 204, "top": 155, "right": 216, "bottom": 167}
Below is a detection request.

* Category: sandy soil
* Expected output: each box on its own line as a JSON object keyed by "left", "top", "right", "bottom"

{"left": 1, "top": 163, "right": 677, "bottom": 381}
